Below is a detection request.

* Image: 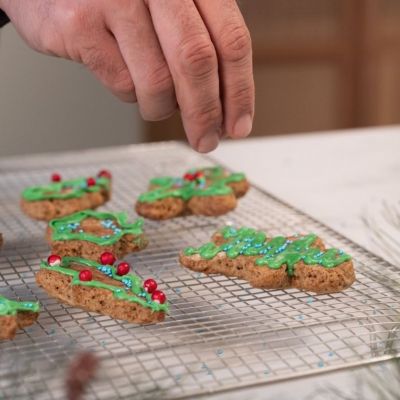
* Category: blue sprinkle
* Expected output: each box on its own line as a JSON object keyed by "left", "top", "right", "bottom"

{"left": 338, "top": 249, "right": 344, "bottom": 255}
{"left": 296, "top": 314, "right": 304, "bottom": 321}
{"left": 174, "top": 288, "right": 181, "bottom": 294}
{"left": 264, "top": 369, "right": 269, "bottom": 375}
{"left": 175, "top": 374, "right": 182, "bottom": 382}
{"left": 306, "top": 296, "right": 314, "bottom": 304}
{"left": 48, "top": 328, "right": 55, "bottom": 335}
{"left": 318, "top": 361, "right": 324, "bottom": 368}
{"left": 328, "top": 351, "right": 334, "bottom": 357}
{"left": 216, "top": 349, "right": 224, "bottom": 357}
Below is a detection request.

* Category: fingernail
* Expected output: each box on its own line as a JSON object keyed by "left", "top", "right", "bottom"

{"left": 233, "top": 114, "right": 253, "bottom": 138}
{"left": 197, "top": 132, "right": 220, "bottom": 153}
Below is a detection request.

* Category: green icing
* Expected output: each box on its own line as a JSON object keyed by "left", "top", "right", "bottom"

{"left": 138, "top": 166, "right": 246, "bottom": 203}
{"left": 49, "top": 210, "right": 144, "bottom": 246}
{"left": 22, "top": 176, "right": 110, "bottom": 201}
{"left": 0, "top": 295, "right": 40, "bottom": 316}
{"left": 184, "top": 226, "right": 351, "bottom": 277}
{"left": 40, "top": 257, "right": 168, "bottom": 312}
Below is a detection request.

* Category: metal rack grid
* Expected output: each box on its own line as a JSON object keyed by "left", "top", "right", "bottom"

{"left": 0, "top": 142, "right": 399, "bottom": 399}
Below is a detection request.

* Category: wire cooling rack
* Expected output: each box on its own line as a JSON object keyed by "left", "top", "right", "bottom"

{"left": 0, "top": 142, "right": 399, "bottom": 399}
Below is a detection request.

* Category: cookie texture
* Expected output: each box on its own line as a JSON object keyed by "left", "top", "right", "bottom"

{"left": 0, "top": 295, "right": 40, "bottom": 340}
{"left": 136, "top": 166, "right": 249, "bottom": 220}
{"left": 47, "top": 210, "right": 148, "bottom": 261}
{"left": 36, "top": 256, "right": 167, "bottom": 324}
{"left": 21, "top": 172, "right": 111, "bottom": 221}
{"left": 180, "top": 226, "right": 355, "bottom": 294}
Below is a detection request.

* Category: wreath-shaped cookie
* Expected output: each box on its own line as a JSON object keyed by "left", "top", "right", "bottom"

{"left": 180, "top": 226, "right": 355, "bottom": 294}
{"left": 0, "top": 295, "right": 40, "bottom": 340}
{"left": 21, "top": 170, "right": 112, "bottom": 221}
{"left": 135, "top": 166, "right": 249, "bottom": 220}
{"left": 36, "top": 254, "right": 167, "bottom": 324}
{"left": 47, "top": 210, "right": 147, "bottom": 261}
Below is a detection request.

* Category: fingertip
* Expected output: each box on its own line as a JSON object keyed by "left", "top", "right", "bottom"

{"left": 194, "top": 132, "right": 220, "bottom": 153}
{"left": 230, "top": 114, "right": 253, "bottom": 138}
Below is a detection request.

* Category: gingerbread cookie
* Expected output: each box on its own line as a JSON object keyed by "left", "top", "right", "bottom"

{"left": 47, "top": 210, "right": 148, "bottom": 261}
{"left": 135, "top": 166, "right": 249, "bottom": 220}
{"left": 21, "top": 170, "right": 112, "bottom": 221}
{"left": 36, "top": 254, "right": 167, "bottom": 324}
{"left": 0, "top": 295, "right": 40, "bottom": 340}
{"left": 180, "top": 226, "right": 355, "bottom": 294}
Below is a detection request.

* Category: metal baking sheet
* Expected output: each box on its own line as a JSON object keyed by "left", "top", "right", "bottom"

{"left": 0, "top": 142, "right": 399, "bottom": 399}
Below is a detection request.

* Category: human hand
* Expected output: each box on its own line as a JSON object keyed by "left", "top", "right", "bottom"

{"left": 0, "top": 0, "right": 254, "bottom": 152}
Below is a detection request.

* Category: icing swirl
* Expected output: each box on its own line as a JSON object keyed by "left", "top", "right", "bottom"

{"left": 49, "top": 210, "right": 145, "bottom": 246}
{"left": 0, "top": 295, "right": 40, "bottom": 316}
{"left": 22, "top": 176, "right": 110, "bottom": 202}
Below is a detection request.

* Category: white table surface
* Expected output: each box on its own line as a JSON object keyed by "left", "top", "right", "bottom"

{"left": 205, "top": 125, "right": 400, "bottom": 400}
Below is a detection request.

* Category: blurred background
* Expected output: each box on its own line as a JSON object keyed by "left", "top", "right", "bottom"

{"left": 1, "top": 0, "right": 400, "bottom": 156}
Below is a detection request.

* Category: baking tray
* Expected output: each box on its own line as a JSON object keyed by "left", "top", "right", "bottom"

{"left": 0, "top": 142, "right": 399, "bottom": 399}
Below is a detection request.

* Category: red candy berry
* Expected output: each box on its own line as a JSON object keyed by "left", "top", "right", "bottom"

{"left": 98, "top": 170, "right": 112, "bottom": 179}
{"left": 194, "top": 171, "right": 204, "bottom": 179}
{"left": 79, "top": 269, "right": 93, "bottom": 281}
{"left": 151, "top": 290, "right": 166, "bottom": 304}
{"left": 183, "top": 173, "right": 195, "bottom": 181}
{"left": 51, "top": 173, "right": 61, "bottom": 182}
{"left": 116, "top": 262, "right": 130, "bottom": 276}
{"left": 143, "top": 278, "right": 157, "bottom": 293}
{"left": 100, "top": 252, "right": 116, "bottom": 265}
{"left": 47, "top": 254, "right": 62, "bottom": 266}
{"left": 86, "top": 177, "right": 96, "bottom": 187}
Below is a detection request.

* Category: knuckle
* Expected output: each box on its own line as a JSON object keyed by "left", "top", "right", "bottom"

{"left": 143, "top": 64, "right": 174, "bottom": 98}
{"left": 110, "top": 70, "right": 135, "bottom": 96}
{"left": 81, "top": 46, "right": 104, "bottom": 71}
{"left": 188, "top": 100, "right": 222, "bottom": 128}
{"left": 219, "top": 23, "right": 252, "bottom": 63}
{"left": 141, "top": 106, "right": 177, "bottom": 122}
{"left": 229, "top": 81, "right": 254, "bottom": 105}
{"left": 178, "top": 34, "right": 217, "bottom": 78}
